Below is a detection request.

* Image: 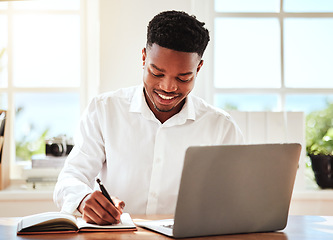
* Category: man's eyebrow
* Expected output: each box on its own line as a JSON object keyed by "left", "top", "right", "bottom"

{"left": 151, "top": 64, "right": 193, "bottom": 76}
{"left": 151, "top": 64, "right": 165, "bottom": 72}
{"left": 178, "top": 72, "right": 193, "bottom": 76}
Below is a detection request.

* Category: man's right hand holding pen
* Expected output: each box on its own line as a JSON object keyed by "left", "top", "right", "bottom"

{"left": 77, "top": 178, "right": 125, "bottom": 225}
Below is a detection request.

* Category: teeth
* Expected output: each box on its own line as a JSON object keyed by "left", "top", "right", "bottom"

{"left": 158, "top": 93, "right": 175, "bottom": 100}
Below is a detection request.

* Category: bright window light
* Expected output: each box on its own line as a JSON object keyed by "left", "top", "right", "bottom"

{"left": 284, "top": 0, "right": 333, "bottom": 12}
{"left": 215, "top": 0, "right": 280, "bottom": 12}
{"left": 284, "top": 18, "right": 333, "bottom": 88}
{"left": 215, "top": 94, "right": 279, "bottom": 111}
{"left": 12, "top": 14, "right": 80, "bottom": 87}
{"left": 0, "top": 15, "right": 8, "bottom": 88}
{"left": 12, "top": 0, "right": 80, "bottom": 10}
{"left": 15, "top": 92, "right": 80, "bottom": 161}
{"left": 214, "top": 18, "right": 281, "bottom": 88}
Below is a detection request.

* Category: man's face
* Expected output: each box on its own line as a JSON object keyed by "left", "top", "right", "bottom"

{"left": 142, "top": 43, "right": 203, "bottom": 122}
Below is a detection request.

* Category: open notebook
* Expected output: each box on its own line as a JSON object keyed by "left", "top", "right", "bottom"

{"left": 17, "top": 212, "right": 136, "bottom": 234}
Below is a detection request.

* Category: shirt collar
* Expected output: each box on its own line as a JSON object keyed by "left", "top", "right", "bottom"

{"left": 129, "top": 85, "right": 155, "bottom": 121}
{"left": 175, "top": 94, "right": 196, "bottom": 122}
{"left": 129, "top": 85, "right": 196, "bottom": 125}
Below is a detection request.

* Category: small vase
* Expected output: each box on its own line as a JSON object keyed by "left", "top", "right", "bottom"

{"left": 309, "top": 154, "right": 333, "bottom": 189}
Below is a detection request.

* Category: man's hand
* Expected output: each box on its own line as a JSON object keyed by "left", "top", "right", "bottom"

{"left": 78, "top": 191, "right": 125, "bottom": 225}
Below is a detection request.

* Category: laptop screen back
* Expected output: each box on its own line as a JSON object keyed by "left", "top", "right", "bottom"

{"left": 172, "top": 143, "right": 301, "bottom": 238}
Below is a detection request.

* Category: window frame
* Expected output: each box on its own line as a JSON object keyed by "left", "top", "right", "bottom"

{"left": 0, "top": 0, "right": 88, "bottom": 179}
{"left": 192, "top": 0, "right": 333, "bottom": 191}
{"left": 193, "top": 0, "right": 333, "bottom": 107}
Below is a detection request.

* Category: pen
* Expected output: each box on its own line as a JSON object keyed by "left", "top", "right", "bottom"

{"left": 96, "top": 178, "right": 115, "bottom": 206}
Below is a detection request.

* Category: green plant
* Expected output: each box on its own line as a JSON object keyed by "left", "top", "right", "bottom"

{"left": 15, "top": 107, "right": 50, "bottom": 161}
{"left": 306, "top": 103, "right": 333, "bottom": 155}
{"left": 16, "top": 129, "right": 49, "bottom": 161}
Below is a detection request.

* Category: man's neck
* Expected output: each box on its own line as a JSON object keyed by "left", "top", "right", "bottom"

{"left": 143, "top": 90, "right": 185, "bottom": 123}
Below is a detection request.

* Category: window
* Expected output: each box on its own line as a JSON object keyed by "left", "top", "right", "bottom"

{"left": 0, "top": 0, "right": 84, "bottom": 177}
{"left": 209, "top": 0, "right": 333, "bottom": 188}
{"left": 212, "top": 0, "right": 333, "bottom": 113}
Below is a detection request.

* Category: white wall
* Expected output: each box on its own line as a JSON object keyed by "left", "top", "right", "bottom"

{"left": 98, "top": 0, "right": 193, "bottom": 93}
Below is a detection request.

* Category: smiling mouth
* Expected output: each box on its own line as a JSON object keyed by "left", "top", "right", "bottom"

{"left": 157, "top": 92, "right": 177, "bottom": 100}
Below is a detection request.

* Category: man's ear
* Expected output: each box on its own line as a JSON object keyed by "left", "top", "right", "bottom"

{"left": 142, "top": 48, "right": 147, "bottom": 67}
{"left": 197, "top": 60, "right": 204, "bottom": 74}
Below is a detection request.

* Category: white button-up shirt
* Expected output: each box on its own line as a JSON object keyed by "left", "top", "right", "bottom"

{"left": 54, "top": 85, "right": 244, "bottom": 215}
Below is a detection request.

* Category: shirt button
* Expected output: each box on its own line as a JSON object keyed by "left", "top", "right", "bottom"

{"left": 150, "top": 192, "right": 157, "bottom": 198}
{"left": 155, "top": 158, "right": 161, "bottom": 164}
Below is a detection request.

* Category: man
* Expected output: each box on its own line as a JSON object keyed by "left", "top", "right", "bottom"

{"left": 54, "top": 10, "right": 244, "bottom": 225}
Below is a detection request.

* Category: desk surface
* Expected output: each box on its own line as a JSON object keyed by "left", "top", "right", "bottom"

{"left": 1, "top": 215, "right": 333, "bottom": 240}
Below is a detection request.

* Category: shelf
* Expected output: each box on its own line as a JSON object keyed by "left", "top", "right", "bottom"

{"left": 293, "top": 189, "right": 333, "bottom": 200}
{"left": 0, "top": 180, "right": 55, "bottom": 200}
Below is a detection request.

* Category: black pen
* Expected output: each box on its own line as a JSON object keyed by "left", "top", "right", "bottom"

{"left": 96, "top": 178, "right": 115, "bottom": 206}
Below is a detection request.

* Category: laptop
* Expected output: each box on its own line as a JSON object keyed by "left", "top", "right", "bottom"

{"left": 136, "top": 143, "right": 301, "bottom": 238}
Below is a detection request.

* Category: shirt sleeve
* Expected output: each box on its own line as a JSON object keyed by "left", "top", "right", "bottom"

{"left": 53, "top": 97, "right": 106, "bottom": 215}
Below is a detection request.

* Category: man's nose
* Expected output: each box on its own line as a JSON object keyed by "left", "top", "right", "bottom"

{"left": 159, "top": 77, "right": 178, "bottom": 92}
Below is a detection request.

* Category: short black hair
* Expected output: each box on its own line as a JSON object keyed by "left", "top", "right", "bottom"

{"left": 146, "top": 10, "right": 210, "bottom": 57}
